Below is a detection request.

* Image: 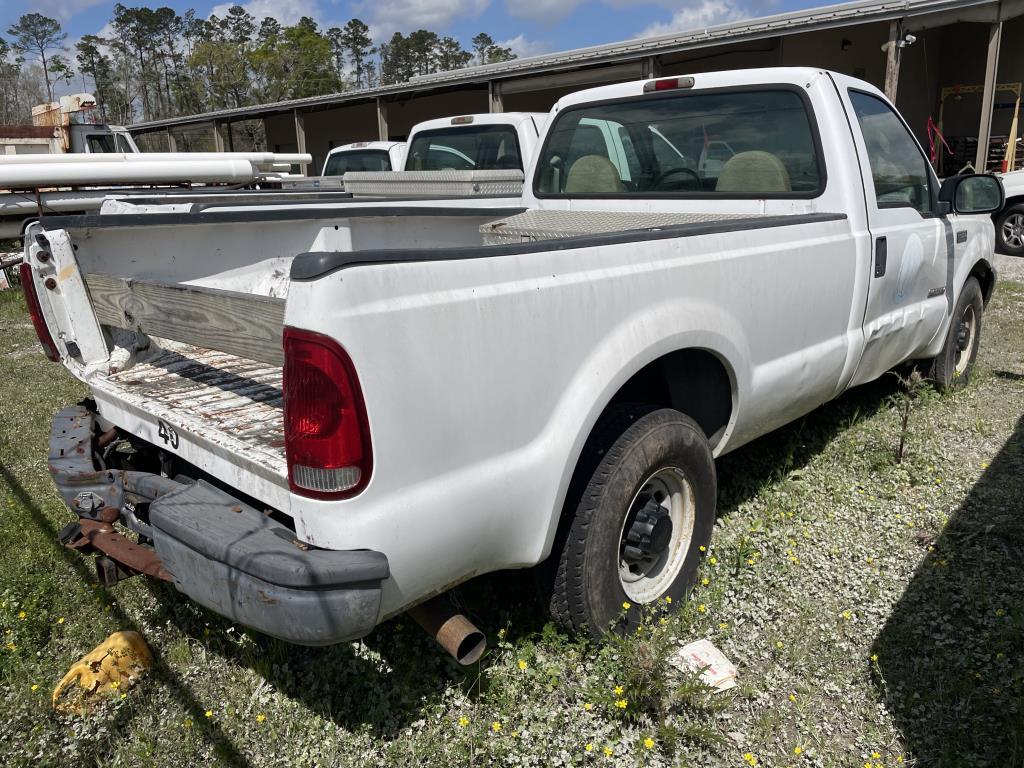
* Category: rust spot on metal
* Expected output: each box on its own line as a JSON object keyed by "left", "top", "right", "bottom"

{"left": 65, "top": 519, "right": 172, "bottom": 582}
{"left": 292, "top": 538, "right": 310, "bottom": 551}
{"left": 230, "top": 506, "right": 242, "bottom": 513}
{"left": 256, "top": 590, "right": 278, "bottom": 605}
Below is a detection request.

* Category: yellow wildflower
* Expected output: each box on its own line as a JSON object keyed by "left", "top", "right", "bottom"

{"left": 585, "top": 743, "right": 594, "bottom": 752}
{"left": 18, "top": 611, "right": 26, "bottom": 620}
{"left": 613, "top": 685, "right": 624, "bottom": 695}
{"left": 697, "top": 603, "right": 707, "bottom": 613}
{"left": 583, "top": 702, "right": 593, "bottom": 711}
{"left": 664, "top": 596, "right": 672, "bottom": 604}
{"left": 614, "top": 699, "right": 628, "bottom": 709}
{"left": 789, "top": 694, "right": 797, "bottom": 703}
{"left": 840, "top": 610, "right": 852, "bottom": 620}
{"left": 719, "top": 622, "right": 728, "bottom": 629}
{"left": 643, "top": 737, "right": 655, "bottom": 749}
{"left": 603, "top": 746, "right": 614, "bottom": 757}
{"left": 709, "top": 557, "right": 718, "bottom": 565}
{"left": 110, "top": 680, "right": 120, "bottom": 689}
{"left": 622, "top": 601, "right": 631, "bottom": 610}
{"left": 57, "top": 617, "right": 64, "bottom": 625}
{"left": 30, "top": 684, "right": 38, "bottom": 692}
{"left": 457, "top": 716, "right": 469, "bottom": 727}
{"left": 776, "top": 641, "right": 784, "bottom": 649}
{"left": 204, "top": 710, "right": 213, "bottom": 718}
{"left": 743, "top": 753, "right": 758, "bottom": 766}
{"left": 794, "top": 745, "right": 803, "bottom": 755}
{"left": 491, "top": 721, "right": 502, "bottom": 732}
{"left": 699, "top": 545, "right": 706, "bottom": 552}
{"left": 120, "top": 693, "right": 126, "bottom": 700}
{"left": 871, "top": 654, "right": 879, "bottom": 662}
{"left": 871, "top": 753, "right": 881, "bottom": 760}
{"left": 701, "top": 578, "right": 710, "bottom": 586}
{"left": 518, "top": 659, "right": 528, "bottom": 671}
{"left": 256, "top": 713, "right": 266, "bottom": 724}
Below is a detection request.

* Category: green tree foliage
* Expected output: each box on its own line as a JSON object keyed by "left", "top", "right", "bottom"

{"left": 472, "top": 33, "right": 516, "bottom": 65}
{"left": 1, "top": 7, "right": 516, "bottom": 124}
{"left": 6, "top": 13, "right": 66, "bottom": 102}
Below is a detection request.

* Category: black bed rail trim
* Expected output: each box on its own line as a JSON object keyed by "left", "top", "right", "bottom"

{"left": 290, "top": 212, "right": 849, "bottom": 282}
{"left": 39, "top": 204, "right": 528, "bottom": 231}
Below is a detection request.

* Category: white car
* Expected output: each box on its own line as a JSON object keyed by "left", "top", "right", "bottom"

{"left": 995, "top": 168, "right": 1024, "bottom": 255}
{"left": 22, "top": 67, "right": 1003, "bottom": 658}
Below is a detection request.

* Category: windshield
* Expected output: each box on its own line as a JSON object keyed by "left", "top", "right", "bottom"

{"left": 535, "top": 89, "right": 822, "bottom": 197}
{"left": 405, "top": 125, "right": 523, "bottom": 171}
{"left": 323, "top": 149, "right": 393, "bottom": 176}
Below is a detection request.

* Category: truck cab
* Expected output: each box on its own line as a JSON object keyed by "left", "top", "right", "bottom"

{"left": 321, "top": 141, "right": 406, "bottom": 176}
{"left": 403, "top": 112, "right": 547, "bottom": 172}
{"left": 69, "top": 124, "right": 140, "bottom": 154}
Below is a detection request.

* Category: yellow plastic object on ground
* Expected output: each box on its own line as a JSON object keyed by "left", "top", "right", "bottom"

{"left": 52, "top": 630, "right": 153, "bottom": 713}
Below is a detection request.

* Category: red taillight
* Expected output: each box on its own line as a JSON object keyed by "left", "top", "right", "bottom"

{"left": 19, "top": 263, "right": 60, "bottom": 361}
{"left": 644, "top": 76, "right": 696, "bottom": 93}
{"left": 283, "top": 328, "right": 371, "bottom": 499}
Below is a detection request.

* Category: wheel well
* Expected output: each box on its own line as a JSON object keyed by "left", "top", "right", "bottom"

{"left": 970, "top": 259, "right": 996, "bottom": 306}
{"left": 605, "top": 348, "right": 734, "bottom": 446}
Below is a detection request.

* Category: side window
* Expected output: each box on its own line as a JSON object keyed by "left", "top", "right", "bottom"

{"left": 849, "top": 90, "right": 933, "bottom": 214}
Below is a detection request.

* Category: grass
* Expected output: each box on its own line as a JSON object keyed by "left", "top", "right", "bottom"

{"left": 0, "top": 277, "right": 1022, "bottom": 767}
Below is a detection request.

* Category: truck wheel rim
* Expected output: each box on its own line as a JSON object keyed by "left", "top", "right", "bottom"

{"left": 954, "top": 304, "right": 977, "bottom": 375}
{"left": 1003, "top": 213, "right": 1024, "bottom": 249}
{"left": 618, "top": 467, "right": 695, "bottom": 604}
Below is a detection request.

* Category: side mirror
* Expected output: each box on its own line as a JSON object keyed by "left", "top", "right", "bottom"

{"left": 938, "top": 173, "right": 1005, "bottom": 215}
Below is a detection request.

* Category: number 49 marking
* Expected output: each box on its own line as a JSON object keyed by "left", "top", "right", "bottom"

{"left": 157, "top": 420, "right": 180, "bottom": 450}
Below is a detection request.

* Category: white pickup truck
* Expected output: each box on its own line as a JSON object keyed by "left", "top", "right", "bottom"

{"left": 995, "top": 168, "right": 1024, "bottom": 255}
{"left": 21, "top": 68, "right": 1003, "bottom": 658}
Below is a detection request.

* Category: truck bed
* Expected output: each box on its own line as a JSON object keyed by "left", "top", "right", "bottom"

{"left": 91, "top": 341, "right": 286, "bottom": 487}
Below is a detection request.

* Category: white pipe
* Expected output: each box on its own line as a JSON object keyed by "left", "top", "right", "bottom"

{"left": 0, "top": 159, "right": 259, "bottom": 187}
{"left": 0, "top": 151, "right": 311, "bottom": 165}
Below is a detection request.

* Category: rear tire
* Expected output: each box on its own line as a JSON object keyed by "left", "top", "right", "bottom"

{"left": 927, "top": 277, "right": 983, "bottom": 392}
{"left": 549, "top": 405, "right": 716, "bottom": 638}
{"left": 996, "top": 203, "right": 1024, "bottom": 256}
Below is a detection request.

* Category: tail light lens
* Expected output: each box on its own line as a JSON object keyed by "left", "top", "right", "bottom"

{"left": 19, "top": 263, "right": 60, "bottom": 361}
{"left": 283, "top": 328, "right": 371, "bottom": 499}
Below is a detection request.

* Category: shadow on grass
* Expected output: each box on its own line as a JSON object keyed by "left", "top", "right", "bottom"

{"left": 138, "top": 374, "right": 905, "bottom": 738}
{"left": 0, "top": 461, "right": 254, "bottom": 768}
{"left": 873, "top": 414, "right": 1024, "bottom": 765}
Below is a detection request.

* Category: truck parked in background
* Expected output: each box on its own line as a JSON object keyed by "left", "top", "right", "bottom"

{"left": 1, "top": 94, "right": 138, "bottom": 156}
{"left": 321, "top": 142, "right": 406, "bottom": 176}
{"left": 995, "top": 168, "right": 1024, "bottom": 255}
{"left": 21, "top": 69, "right": 1004, "bottom": 660}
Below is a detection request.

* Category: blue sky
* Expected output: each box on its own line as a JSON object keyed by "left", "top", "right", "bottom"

{"left": 2, "top": 0, "right": 827, "bottom": 60}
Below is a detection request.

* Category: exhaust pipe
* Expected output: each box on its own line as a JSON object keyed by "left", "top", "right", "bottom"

{"left": 408, "top": 595, "right": 486, "bottom": 666}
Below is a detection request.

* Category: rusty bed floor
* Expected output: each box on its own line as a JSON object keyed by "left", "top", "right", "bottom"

{"left": 94, "top": 342, "right": 286, "bottom": 477}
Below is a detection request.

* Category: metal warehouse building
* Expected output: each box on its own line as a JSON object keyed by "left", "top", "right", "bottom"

{"left": 129, "top": 0, "right": 1024, "bottom": 178}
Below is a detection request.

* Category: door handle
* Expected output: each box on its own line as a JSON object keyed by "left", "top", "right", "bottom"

{"left": 874, "top": 236, "right": 887, "bottom": 278}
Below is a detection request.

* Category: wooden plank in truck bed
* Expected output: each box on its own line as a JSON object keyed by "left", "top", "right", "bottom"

{"left": 84, "top": 274, "right": 285, "bottom": 366}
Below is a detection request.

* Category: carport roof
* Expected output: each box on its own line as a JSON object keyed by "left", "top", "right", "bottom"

{"left": 129, "top": 0, "right": 1017, "bottom": 132}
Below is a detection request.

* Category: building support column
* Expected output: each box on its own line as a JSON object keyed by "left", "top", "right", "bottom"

{"left": 376, "top": 97, "right": 389, "bottom": 141}
{"left": 642, "top": 56, "right": 661, "bottom": 80}
{"left": 975, "top": 20, "right": 1003, "bottom": 172}
{"left": 212, "top": 120, "right": 225, "bottom": 152}
{"left": 488, "top": 81, "right": 503, "bottom": 113}
{"left": 226, "top": 121, "right": 235, "bottom": 152}
{"left": 883, "top": 20, "right": 902, "bottom": 103}
{"left": 166, "top": 129, "right": 177, "bottom": 153}
{"left": 293, "top": 109, "right": 308, "bottom": 175}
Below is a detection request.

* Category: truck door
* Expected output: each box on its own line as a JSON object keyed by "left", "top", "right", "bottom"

{"left": 839, "top": 85, "right": 948, "bottom": 386}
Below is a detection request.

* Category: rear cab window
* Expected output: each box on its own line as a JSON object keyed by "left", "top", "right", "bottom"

{"left": 535, "top": 88, "right": 824, "bottom": 198}
{"left": 323, "top": 150, "right": 393, "bottom": 176}
{"left": 405, "top": 125, "right": 523, "bottom": 171}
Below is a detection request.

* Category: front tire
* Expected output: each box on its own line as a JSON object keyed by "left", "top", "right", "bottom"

{"left": 927, "top": 277, "right": 983, "bottom": 391}
{"left": 549, "top": 405, "right": 717, "bottom": 638}
{"left": 996, "top": 203, "right": 1024, "bottom": 256}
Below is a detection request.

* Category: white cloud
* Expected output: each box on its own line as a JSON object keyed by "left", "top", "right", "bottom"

{"left": 505, "top": 0, "right": 584, "bottom": 23}
{"left": 637, "top": 0, "right": 751, "bottom": 37}
{"left": 209, "top": 0, "right": 322, "bottom": 26}
{"left": 30, "top": 0, "right": 106, "bottom": 22}
{"left": 497, "top": 35, "right": 550, "bottom": 59}
{"left": 358, "top": 0, "right": 490, "bottom": 35}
